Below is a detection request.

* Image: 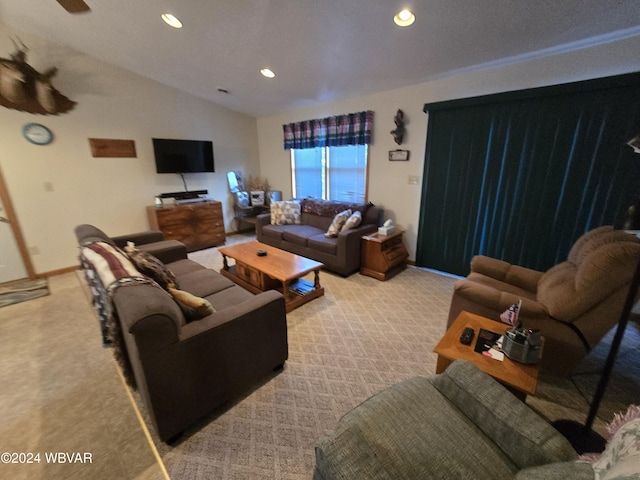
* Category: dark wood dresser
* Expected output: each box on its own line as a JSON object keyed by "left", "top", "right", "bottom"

{"left": 146, "top": 201, "right": 225, "bottom": 252}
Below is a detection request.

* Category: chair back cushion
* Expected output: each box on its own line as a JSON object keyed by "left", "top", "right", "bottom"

{"left": 568, "top": 226, "right": 634, "bottom": 265}
{"left": 538, "top": 228, "right": 640, "bottom": 321}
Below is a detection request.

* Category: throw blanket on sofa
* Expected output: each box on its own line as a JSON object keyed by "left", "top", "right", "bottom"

{"left": 80, "top": 242, "right": 214, "bottom": 387}
{"left": 80, "top": 242, "right": 153, "bottom": 388}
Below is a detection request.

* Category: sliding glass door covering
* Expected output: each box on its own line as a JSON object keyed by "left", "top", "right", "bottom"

{"left": 417, "top": 73, "right": 640, "bottom": 276}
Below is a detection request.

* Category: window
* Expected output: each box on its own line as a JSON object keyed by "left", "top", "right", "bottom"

{"left": 291, "top": 144, "right": 368, "bottom": 202}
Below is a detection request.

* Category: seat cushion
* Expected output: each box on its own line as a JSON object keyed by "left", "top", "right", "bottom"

{"left": 308, "top": 234, "right": 338, "bottom": 255}
{"left": 282, "top": 225, "right": 324, "bottom": 247}
{"left": 206, "top": 284, "right": 255, "bottom": 311}
{"left": 262, "top": 224, "right": 288, "bottom": 240}
{"left": 166, "top": 259, "right": 207, "bottom": 277}
{"left": 176, "top": 268, "right": 236, "bottom": 297}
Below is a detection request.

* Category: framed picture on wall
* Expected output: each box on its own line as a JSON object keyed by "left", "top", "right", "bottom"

{"left": 389, "top": 149, "right": 410, "bottom": 161}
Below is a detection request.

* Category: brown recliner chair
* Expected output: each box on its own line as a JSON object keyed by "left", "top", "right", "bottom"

{"left": 447, "top": 226, "right": 640, "bottom": 376}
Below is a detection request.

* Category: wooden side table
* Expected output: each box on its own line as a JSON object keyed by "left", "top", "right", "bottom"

{"left": 360, "top": 230, "right": 408, "bottom": 281}
{"left": 434, "top": 311, "right": 542, "bottom": 400}
{"left": 233, "top": 205, "right": 269, "bottom": 232}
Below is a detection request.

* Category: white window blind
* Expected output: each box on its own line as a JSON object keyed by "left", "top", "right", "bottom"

{"left": 291, "top": 145, "right": 368, "bottom": 201}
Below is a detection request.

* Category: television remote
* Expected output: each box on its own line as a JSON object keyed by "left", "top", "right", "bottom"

{"left": 460, "top": 327, "right": 475, "bottom": 345}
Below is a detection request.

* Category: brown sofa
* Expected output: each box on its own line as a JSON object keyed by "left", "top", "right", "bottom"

{"left": 75, "top": 224, "right": 288, "bottom": 442}
{"left": 256, "top": 198, "right": 384, "bottom": 276}
{"left": 447, "top": 226, "right": 640, "bottom": 376}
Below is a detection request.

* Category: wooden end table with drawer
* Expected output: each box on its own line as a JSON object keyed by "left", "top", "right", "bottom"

{"left": 360, "top": 230, "right": 409, "bottom": 281}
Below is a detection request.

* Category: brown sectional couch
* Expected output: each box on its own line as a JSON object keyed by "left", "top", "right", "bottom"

{"left": 256, "top": 198, "right": 384, "bottom": 276}
{"left": 75, "top": 224, "right": 288, "bottom": 442}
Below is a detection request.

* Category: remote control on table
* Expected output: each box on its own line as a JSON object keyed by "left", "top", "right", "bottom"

{"left": 460, "top": 327, "right": 475, "bottom": 345}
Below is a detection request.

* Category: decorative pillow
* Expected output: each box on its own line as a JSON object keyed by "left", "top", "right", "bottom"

{"left": 325, "top": 209, "right": 352, "bottom": 237}
{"left": 341, "top": 211, "right": 362, "bottom": 231}
{"left": 271, "top": 200, "right": 302, "bottom": 225}
{"left": 167, "top": 287, "right": 214, "bottom": 321}
{"left": 580, "top": 405, "right": 640, "bottom": 480}
{"left": 125, "top": 243, "right": 179, "bottom": 290}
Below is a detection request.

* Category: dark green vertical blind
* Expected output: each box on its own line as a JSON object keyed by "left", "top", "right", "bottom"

{"left": 417, "top": 73, "right": 640, "bottom": 276}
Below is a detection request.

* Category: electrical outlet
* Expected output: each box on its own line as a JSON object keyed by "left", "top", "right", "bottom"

{"left": 408, "top": 175, "right": 419, "bottom": 185}
{"left": 29, "top": 246, "right": 40, "bottom": 255}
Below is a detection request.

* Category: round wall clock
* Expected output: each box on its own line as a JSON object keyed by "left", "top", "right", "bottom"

{"left": 22, "top": 123, "right": 53, "bottom": 145}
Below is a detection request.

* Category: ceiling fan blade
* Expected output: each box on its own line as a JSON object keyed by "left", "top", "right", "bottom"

{"left": 56, "top": 0, "right": 91, "bottom": 14}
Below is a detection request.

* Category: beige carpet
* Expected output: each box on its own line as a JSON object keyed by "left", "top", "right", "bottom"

{"left": 131, "top": 236, "right": 638, "bottom": 479}
{"left": 0, "top": 272, "right": 165, "bottom": 480}
{"left": 4, "top": 235, "right": 636, "bottom": 480}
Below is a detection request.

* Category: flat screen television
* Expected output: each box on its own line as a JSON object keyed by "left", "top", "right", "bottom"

{"left": 152, "top": 138, "right": 215, "bottom": 173}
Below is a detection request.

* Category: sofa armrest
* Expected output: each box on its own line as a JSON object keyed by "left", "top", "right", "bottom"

{"left": 112, "top": 230, "right": 165, "bottom": 248}
{"left": 515, "top": 462, "right": 594, "bottom": 480}
{"left": 138, "top": 240, "right": 188, "bottom": 264}
{"left": 471, "top": 255, "right": 512, "bottom": 280}
{"left": 430, "top": 361, "right": 578, "bottom": 469}
{"left": 256, "top": 213, "right": 271, "bottom": 226}
{"left": 336, "top": 223, "right": 377, "bottom": 245}
{"left": 471, "top": 255, "right": 542, "bottom": 292}
{"left": 113, "top": 284, "right": 184, "bottom": 353}
{"left": 451, "top": 279, "right": 548, "bottom": 318}
{"left": 331, "top": 223, "right": 379, "bottom": 276}
{"left": 255, "top": 213, "right": 271, "bottom": 241}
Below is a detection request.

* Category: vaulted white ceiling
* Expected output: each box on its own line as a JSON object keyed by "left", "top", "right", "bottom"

{"left": 1, "top": 0, "right": 639, "bottom": 117}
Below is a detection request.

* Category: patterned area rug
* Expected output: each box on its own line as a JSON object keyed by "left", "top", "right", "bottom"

{"left": 123, "top": 237, "right": 639, "bottom": 480}
{"left": 0, "top": 278, "right": 49, "bottom": 308}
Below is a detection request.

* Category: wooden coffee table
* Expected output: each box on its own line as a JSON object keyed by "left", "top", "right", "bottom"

{"left": 434, "top": 311, "right": 541, "bottom": 399}
{"left": 218, "top": 241, "right": 324, "bottom": 312}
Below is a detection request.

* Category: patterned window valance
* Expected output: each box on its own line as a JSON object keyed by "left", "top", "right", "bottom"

{"left": 283, "top": 110, "right": 374, "bottom": 150}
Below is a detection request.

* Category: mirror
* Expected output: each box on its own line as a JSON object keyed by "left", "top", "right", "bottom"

{"left": 226, "top": 171, "right": 243, "bottom": 193}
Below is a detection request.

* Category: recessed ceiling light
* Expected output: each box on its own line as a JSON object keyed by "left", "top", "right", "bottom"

{"left": 394, "top": 9, "right": 415, "bottom": 27}
{"left": 260, "top": 68, "right": 276, "bottom": 78}
{"left": 161, "top": 13, "right": 183, "bottom": 29}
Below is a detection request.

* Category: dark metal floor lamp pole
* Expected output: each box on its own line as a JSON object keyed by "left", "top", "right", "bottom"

{"left": 552, "top": 253, "right": 640, "bottom": 454}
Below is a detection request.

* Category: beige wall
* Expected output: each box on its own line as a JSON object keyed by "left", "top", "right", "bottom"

{"left": 3, "top": 18, "right": 639, "bottom": 275}
{"left": 257, "top": 34, "right": 640, "bottom": 261}
{"left": 0, "top": 23, "right": 259, "bottom": 275}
